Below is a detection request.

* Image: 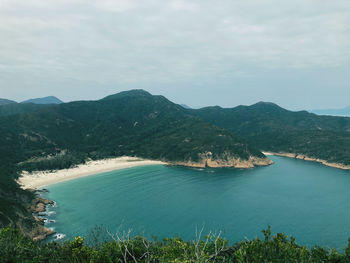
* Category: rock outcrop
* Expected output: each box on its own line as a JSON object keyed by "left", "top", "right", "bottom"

{"left": 24, "top": 190, "right": 56, "bottom": 241}
{"left": 263, "top": 152, "right": 350, "bottom": 170}
{"left": 172, "top": 151, "right": 273, "bottom": 168}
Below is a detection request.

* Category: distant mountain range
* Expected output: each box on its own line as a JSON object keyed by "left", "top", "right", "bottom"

{"left": 0, "top": 96, "right": 63, "bottom": 106}
{"left": 311, "top": 106, "right": 350, "bottom": 117}
{"left": 21, "top": 96, "right": 63, "bottom": 104}
{"left": 1, "top": 89, "right": 350, "bottom": 240}
{"left": 0, "top": 98, "right": 16, "bottom": 105}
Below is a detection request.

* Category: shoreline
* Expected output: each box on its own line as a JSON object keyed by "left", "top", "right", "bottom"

{"left": 18, "top": 156, "right": 166, "bottom": 189}
{"left": 263, "top": 152, "right": 350, "bottom": 170}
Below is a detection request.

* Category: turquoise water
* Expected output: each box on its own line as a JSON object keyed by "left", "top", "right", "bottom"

{"left": 43, "top": 156, "right": 350, "bottom": 249}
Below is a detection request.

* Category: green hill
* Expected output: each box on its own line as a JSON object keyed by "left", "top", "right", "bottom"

{"left": 0, "top": 90, "right": 270, "bottom": 239}
{"left": 9, "top": 90, "right": 268, "bottom": 167}
{"left": 189, "top": 102, "right": 350, "bottom": 165}
{"left": 2, "top": 91, "right": 350, "bottom": 240}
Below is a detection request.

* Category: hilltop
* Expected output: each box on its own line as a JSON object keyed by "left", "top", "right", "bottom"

{"left": 21, "top": 96, "right": 63, "bottom": 105}
{"left": 10, "top": 89, "right": 269, "bottom": 168}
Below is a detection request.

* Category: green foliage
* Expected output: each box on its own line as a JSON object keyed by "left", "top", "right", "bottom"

{"left": 0, "top": 90, "right": 265, "bottom": 236}
{"left": 2, "top": 227, "right": 350, "bottom": 262}
{"left": 190, "top": 102, "right": 350, "bottom": 165}
{"left": 0, "top": 103, "right": 50, "bottom": 116}
{"left": 1, "top": 90, "right": 350, "bottom": 243}
{"left": 18, "top": 151, "right": 87, "bottom": 172}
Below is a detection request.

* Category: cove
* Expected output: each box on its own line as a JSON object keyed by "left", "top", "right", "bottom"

{"left": 42, "top": 156, "right": 350, "bottom": 249}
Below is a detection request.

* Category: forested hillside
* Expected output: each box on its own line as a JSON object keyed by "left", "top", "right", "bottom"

{"left": 190, "top": 102, "right": 350, "bottom": 165}
{"left": 1, "top": 90, "right": 350, "bottom": 239}
{"left": 0, "top": 90, "right": 269, "bottom": 237}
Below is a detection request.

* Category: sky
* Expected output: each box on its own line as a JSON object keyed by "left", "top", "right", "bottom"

{"left": 0, "top": 0, "right": 349, "bottom": 110}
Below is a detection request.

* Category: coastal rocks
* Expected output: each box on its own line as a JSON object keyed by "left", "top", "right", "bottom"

{"left": 31, "top": 196, "right": 54, "bottom": 213}
{"left": 27, "top": 192, "right": 56, "bottom": 241}
{"left": 264, "top": 152, "right": 350, "bottom": 170}
{"left": 172, "top": 151, "right": 273, "bottom": 168}
{"left": 31, "top": 226, "right": 56, "bottom": 242}
{"left": 54, "top": 233, "right": 66, "bottom": 240}
{"left": 15, "top": 214, "right": 56, "bottom": 242}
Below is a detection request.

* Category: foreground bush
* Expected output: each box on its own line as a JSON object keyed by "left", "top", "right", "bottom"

{"left": 1, "top": 227, "right": 350, "bottom": 262}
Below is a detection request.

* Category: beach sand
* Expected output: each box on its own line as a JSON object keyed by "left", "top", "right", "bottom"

{"left": 18, "top": 157, "right": 166, "bottom": 189}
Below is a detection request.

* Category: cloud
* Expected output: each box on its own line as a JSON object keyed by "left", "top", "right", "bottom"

{"left": 91, "top": 0, "right": 142, "bottom": 12}
{"left": 0, "top": 0, "right": 349, "bottom": 107}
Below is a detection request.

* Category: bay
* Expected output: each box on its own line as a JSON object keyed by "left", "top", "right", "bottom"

{"left": 43, "top": 156, "right": 350, "bottom": 249}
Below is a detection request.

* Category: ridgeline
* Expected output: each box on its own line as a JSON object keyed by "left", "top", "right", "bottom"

{"left": 189, "top": 102, "right": 350, "bottom": 167}
{"left": 0, "top": 90, "right": 269, "bottom": 239}
{"left": 0, "top": 89, "right": 350, "bottom": 240}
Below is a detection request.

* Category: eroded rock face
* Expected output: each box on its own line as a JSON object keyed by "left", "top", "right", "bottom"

{"left": 172, "top": 151, "right": 273, "bottom": 168}
{"left": 22, "top": 191, "right": 56, "bottom": 241}
{"left": 31, "top": 225, "right": 56, "bottom": 242}
{"left": 31, "top": 196, "right": 54, "bottom": 213}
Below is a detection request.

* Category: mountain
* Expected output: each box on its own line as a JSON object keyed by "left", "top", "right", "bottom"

{"left": 189, "top": 101, "right": 350, "bottom": 166}
{"left": 0, "top": 90, "right": 271, "bottom": 239}
{"left": 9, "top": 90, "right": 269, "bottom": 169}
{"left": 21, "top": 96, "right": 63, "bottom": 104}
{"left": 0, "top": 98, "right": 17, "bottom": 105}
{"left": 311, "top": 106, "right": 350, "bottom": 117}
{"left": 3, "top": 91, "right": 350, "bottom": 240}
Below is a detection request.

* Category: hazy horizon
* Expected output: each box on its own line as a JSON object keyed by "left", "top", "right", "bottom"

{"left": 1, "top": 0, "right": 349, "bottom": 110}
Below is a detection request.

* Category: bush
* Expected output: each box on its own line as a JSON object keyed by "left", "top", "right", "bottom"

{"left": 1, "top": 227, "right": 350, "bottom": 262}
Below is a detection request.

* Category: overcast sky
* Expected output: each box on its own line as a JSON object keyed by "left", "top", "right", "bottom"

{"left": 0, "top": 0, "right": 349, "bottom": 110}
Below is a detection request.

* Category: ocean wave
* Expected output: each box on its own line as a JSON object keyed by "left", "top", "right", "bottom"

{"left": 191, "top": 168, "right": 204, "bottom": 171}
{"left": 47, "top": 211, "right": 56, "bottom": 216}
{"left": 47, "top": 201, "right": 57, "bottom": 208}
{"left": 37, "top": 210, "right": 56, "bottom": 217}
{"left": 54, "top": 233, "right": 66, "bottom": 240}
{"left": 44, "top": 218, "right": 56, "bottom": 224}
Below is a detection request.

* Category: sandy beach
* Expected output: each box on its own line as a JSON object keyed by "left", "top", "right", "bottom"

{"left": 18, "top": 157, "right": 166, "bottom": 189}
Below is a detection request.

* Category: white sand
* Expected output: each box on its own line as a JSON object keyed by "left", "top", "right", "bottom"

{"left": 18, "top": 156, "right": 166, "bottom": 189}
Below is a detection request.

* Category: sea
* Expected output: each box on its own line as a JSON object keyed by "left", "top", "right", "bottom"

{"left": 42, "top": 156, "right": 350, "bottom": 250}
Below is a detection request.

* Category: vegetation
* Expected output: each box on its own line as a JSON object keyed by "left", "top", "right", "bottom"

{"left": 189, "top": 102, "right": 350, "bottom": 165}
{"left": 0, "top": 90, "right": 264, "bottom": 236}
{"left": 0, "top": 103, "right": 50, "bottom": 116}
{"left": 1, "top": 90, "right": 350, "bottom": 244}
{"left": 1, "top": 227, "right": 350, "bottom": 262}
